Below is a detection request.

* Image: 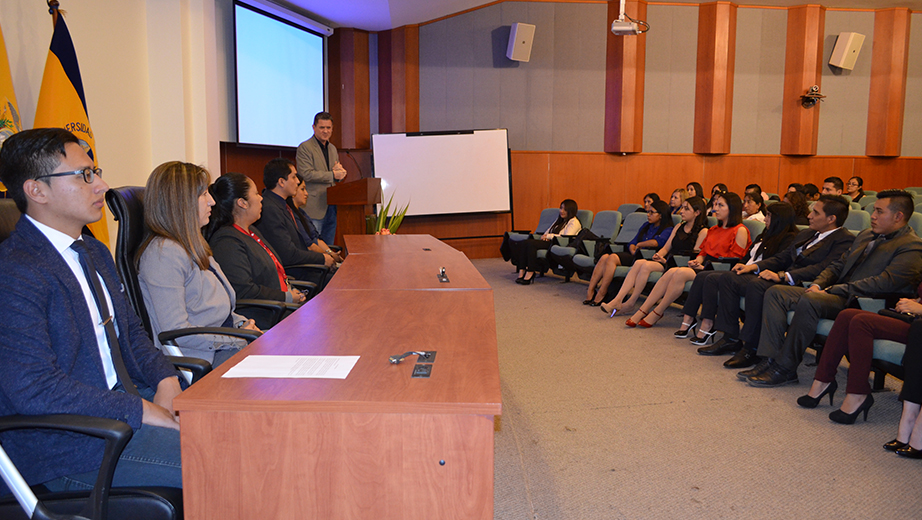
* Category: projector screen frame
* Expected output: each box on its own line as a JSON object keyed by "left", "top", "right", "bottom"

{"left": 232, "top": 0, "right": 327, "bottom": 148}
{"left": 371, "top": 128, "right": 514, "bottom": 220}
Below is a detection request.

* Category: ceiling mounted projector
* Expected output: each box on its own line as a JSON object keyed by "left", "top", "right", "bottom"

{"left": 610, "top": 0, "right": 649, "bottom": 36}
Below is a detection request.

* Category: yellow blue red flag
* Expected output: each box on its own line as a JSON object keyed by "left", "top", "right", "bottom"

{"left": 34, "top": 11, "right": 109, "bottom": 244}
{"left": 0, "top": 22, "right": 22, "bottom": 195}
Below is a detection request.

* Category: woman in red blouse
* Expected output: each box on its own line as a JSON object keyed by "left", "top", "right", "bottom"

{"left": 625, "top": 192, "right": 750, "bottom": 328}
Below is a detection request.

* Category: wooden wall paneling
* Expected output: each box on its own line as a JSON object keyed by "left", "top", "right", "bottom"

{"left": 379, "top": 25, "right": 421, "bottom": 134}
{"left": 702, "top": 155, "right": 782, "bottom": 196}
{"left": 397, "top": 213, "right": 512, "bottom": 238}
{"left": 604, "top": 0, "right": 647, "bottom": 153}
{"left": 547, "top": 153, "right": 619, "bottom": 214}
{"left": 853, "top": 157, "right": 922, "bottom": 191}
{"left": 337, "top": 149, "right": 373, "bottom": 184}
{"left": 510, "top": 152, "right": 551, "bottom": 230}
{"left": 694, "top": 2, "right": 737, "bottom": 154}
{"left": 441, "top": 237, "right": 505, "bottom": 259}
{"left": 620, "top": 154, "right": 705, "bottom": 207}
{"left": 866, "top": 8, "right": 912, "bottom": 157}
{"left": 329, "top": 29, "right": 371, "bottom": 150}
{"left": 779, "top": 5, "right": 826, "bottom": 156}
{"left": 777, "top": 156, "right": 855, "bottom": 190}
{"left": 219, "top": 142, "right": 295, "bottom": 191}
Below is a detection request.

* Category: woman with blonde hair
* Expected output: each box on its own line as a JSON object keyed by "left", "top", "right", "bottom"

{"left": 137, "top": 162, "right": 260, "bottom": 367}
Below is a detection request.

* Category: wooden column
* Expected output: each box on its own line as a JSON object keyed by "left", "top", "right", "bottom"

{"left": 379, "top": 25, "right": 420, "bottom": 134}
{"left": 780, "top": 5, "right": 825, "bottom": 156}
{"left": 693, "top": 2, "right": 737, "bottom": 154}
{"left": 328, "top": 28, "right": 371, "bottom": 149}
{"left": 604, "top": 0, "right": 647, "bottom": 154}
{"left": 866, "top": 8, "right": 912, "bottom": 157}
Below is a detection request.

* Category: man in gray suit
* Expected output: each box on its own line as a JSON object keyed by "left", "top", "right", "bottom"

{"left": 744, "top": 189, "right": 922, "bottom": 387}
{"left": 296, "top": 112, "right": 347, "bottom": 245}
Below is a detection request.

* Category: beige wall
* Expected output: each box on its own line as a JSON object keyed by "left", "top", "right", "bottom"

{"left": 1, "top": 0, "right": 225, "bottom": 247}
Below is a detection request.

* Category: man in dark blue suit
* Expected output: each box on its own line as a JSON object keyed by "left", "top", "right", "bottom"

{"left": 0, "top": 128, "right": 183, "bottom": 492}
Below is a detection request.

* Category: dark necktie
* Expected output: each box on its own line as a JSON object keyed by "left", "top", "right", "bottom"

{"left": 70, "top": 240, "right": 140, "bottom": 395}
{"left": 842, "top": 234, "right": 884, "bottom": 282}
{"left": 797, "top": 232, "right": 820, "bottom": 257}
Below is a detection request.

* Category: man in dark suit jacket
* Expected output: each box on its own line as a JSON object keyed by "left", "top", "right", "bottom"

{"left": 745, "top": 190, "right": 922, "bottom": 387}
{"left": 0, "top": 129, "right": 183, "bottom": 491}
{"left": 255, "top": 158, "right": 334, "bottom": 274}
{"left": 702, "top": 196, "right": 854, "bottom": 368}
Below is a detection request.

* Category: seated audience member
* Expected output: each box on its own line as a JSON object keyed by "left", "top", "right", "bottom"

{"left": 846, "top": 176, "right": 865, "bottom": 204}
{"left": 638, "top": 192, "right": 660, "bottom": 213}
{"left": 510, "top": 199, "right": 581, "bottom": 285}
{"left": 138, "top": 162, "right": 260, "bottom": 367}
{"left": 713, "top": 195, "right": 853, "bottom": 368}
{"left": 884, "top": 317, "right": 922, "bottom": 459}
{"left": 289, "top": 173, "right": 342, "bottom": 265}
{"left": 206, "top": 172, "right": 307, "bottom": 329}
{"left": 601, "top": 197, "right": 707, "bottom": 314}
{"left": 788, "top": 183, "right": 804, "bottom": 194}
{"left": 745, "top": 183, "right": 769, "bottom": 202}
{"left": 741, "top": 190, "right": 922, "bottom": 388}
{"left": 686, "top": 182, "right": 705, "bottom": 202}
{"left": 798, "top": 283, "right": 922, "bottom": 427}
{"left": 669, "top": 188, "right": 687, "bottom": 215}
{"left": 0, "top": 128, "right": 182, "bottom": 492}
{"left": 584, "top": 200, "right": 672, "bottom": 304}
{"left": 626, "top": 192, "right": 749, "bottom": 328}
{"left": 680, "top": 202, "right": 798, "bottom": 346}
{"left": 803, "top": 183, "right": 820, "bottom": 201}
{"left": 255, "top": 158, "right": 334, "bottom": 281}
{"left": 783, "top": 190, "right": 811, "bottom": 226}
{"left": 822, "top": 176, "right": 844, "bottom": 196}
{"left": 706, "top": 183, "right": 729, "bottom": 215}
{"left": 742, "top": 190, "right": 767, "bottom": 223}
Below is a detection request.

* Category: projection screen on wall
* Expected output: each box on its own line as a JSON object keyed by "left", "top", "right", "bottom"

{"left": 371, "top": 129, "right": 512, "bottom": 217}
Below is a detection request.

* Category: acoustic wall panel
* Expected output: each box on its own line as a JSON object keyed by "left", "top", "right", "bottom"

{"left": 816, "top": 10, "right": 874, "bottom": 156}
{"left": 369, "top": 34, "right": 379, "bottom": 137}
{"left": 642, "top": 4, "right": 699, "bottom": 153}
{"left": 902, "top": 13, "right": 922, "bottom": 157}
{"left": 730, "top": 8, "right": 786, "bottom": 154}
{"left": 419, "top": 2, "right": 606, "bottom": 152}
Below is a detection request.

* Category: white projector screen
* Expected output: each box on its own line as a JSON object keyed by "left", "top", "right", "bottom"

{"left": 371, "top": 130, "right": 512, "bottom": 217}
{"left": 234, "top": 2, "right": 325, "bottom": 147}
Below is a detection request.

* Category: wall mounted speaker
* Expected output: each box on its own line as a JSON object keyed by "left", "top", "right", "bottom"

{"left": 829, "top": 32, "right": 865, "bottom": 70}
{"left": 506, "top": 23, "right": 536, "bottom": 62}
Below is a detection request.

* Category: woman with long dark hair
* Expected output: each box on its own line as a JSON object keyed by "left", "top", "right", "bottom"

{"left": 137, "top": 162, "right": 260, "bottom": 366}
{"left": 206, "top": 172, "right": 306, "bottom": 327}
{"left": 679, "top": 202, "right": 798, "bottom": 346}
{"left": 510, "top": 199, "right": 582, "bottom": 284}
{"left": 783, "top": 190, "right": 810, "bottom": 226}
{"left": 626, "top": 192, "right": 750, "bottom": 328}
{"left": 846, "top": 176, "right": 865, "bottom": 203}
{"left": 584, "top": 200, "right": 673, "bottom": 305}
{"left": 601, "top": 197, "right": 708, "bottom": 315}
{"left": 686, "top": 182, "right": 704, "bottom": 202}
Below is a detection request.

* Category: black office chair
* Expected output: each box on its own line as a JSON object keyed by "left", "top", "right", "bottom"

{"left": 105, "top": 187, "right": 280, "bottom": 371}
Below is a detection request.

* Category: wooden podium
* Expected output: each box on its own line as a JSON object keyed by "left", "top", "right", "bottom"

{"left": 327, "top": 178, "right": 381, "bottom": 247}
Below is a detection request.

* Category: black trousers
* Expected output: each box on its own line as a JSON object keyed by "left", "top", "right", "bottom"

{"left": 681, "top": 270, "right": 723, "bottom": 321}
{"left": 509, "top": 238, "right": 551, "bottom": 272}
{"left": 899, "top": 320, "right": 922, "bottom": 404}
{"left": 713, "top": 271, "right": 776, "bottom": 348}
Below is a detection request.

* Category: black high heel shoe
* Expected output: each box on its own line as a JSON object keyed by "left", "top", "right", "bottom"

{"left": 896, "top": 445, "right": 922, "bottom": 459}
{"left": 673, "top": 318, "right": 698, "bottom": 339}
{"left": 689, "top": 330, "right": 718, "bottom": 346}
{"left": 884, "top": 439, "right": 908, "bottom": 452}
{"left": 829, "top": 393, "right": 874, "bottom": 424}
{"left": 796, "top": 380, "right": 838, "bottom": 409}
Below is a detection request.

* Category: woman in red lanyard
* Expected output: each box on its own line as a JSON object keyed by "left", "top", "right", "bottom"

{"left": 205, "top": 172, "right": 306, "bottom": 329}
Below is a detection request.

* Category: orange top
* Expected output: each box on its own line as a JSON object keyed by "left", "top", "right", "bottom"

{"left": 699, "top": 223, "right": 750, "bottom": 259}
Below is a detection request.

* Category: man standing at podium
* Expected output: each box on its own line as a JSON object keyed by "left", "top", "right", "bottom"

{"left": 297, "top": 112, "right": 347, "bottom": 245}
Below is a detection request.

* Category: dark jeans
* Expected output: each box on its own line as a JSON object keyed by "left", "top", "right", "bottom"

{"left": 313, "top": 204, "right": 337, "bottom": 246}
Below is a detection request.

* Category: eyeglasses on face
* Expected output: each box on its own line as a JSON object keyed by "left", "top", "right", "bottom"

{"left": 37, "top": 167, "right": 103, "bottom": 184}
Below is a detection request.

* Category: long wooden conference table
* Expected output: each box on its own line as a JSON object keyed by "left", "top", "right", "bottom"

{"left": 173, "top": 235, "right": 502, "bottom": 519}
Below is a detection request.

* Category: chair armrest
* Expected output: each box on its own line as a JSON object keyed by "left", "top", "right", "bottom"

{"left": 857, "top": 298, "right": 886, "bottom": 313}
{"left": 289, "top": 280, "right": 319, "bottom": 300}
{"left": 158, "top": 327, "right": 261, "bottom": 345}
{"left": 235, "top": 299, "right": 299, "bottom": 326}
{"left": 0, "top": 415, "right": 133, "bottom": 520}
{"left": 163, "top": 356, "right": 212, "bottom": 384}
{"left": 285, "top": 263, "right": 329, "bottom": 295}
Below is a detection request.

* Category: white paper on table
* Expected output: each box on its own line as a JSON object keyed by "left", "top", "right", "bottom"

{"left": 222, "top": 355, "right": 360, "bottom": 379}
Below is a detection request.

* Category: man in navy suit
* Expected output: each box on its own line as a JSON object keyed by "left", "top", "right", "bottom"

{"left": 0, "top": 128, "right": 183, "bottom": 492}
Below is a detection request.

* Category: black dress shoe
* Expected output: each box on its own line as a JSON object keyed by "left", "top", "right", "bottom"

{"left": 590, "top": 301, "right": 602, "bottom": 307}
{"left": 724, "top": 348, "right": 759, "bottom": 369}
{"left": 697, "top": 337, "right": 740, "bottom": 356}
{"left": 896, "top": 445, "right": 922, "bottom": 459}
{"left": 737, "top": 357, "right": 772, "bottom": 380}
{"left": 747, "top": 361, "right": 798, "bottom": 387}
{"left": 883, "top": 439, "right": 908, "bottom": 452}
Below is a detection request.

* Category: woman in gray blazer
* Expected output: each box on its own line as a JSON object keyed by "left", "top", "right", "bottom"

{"left": 138, "top": 162, "right": 260, "bottom": 366}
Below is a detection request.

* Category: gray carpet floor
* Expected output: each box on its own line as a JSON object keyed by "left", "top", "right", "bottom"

{"left": 475, "top": 258, "right": 922, "bottom": 519}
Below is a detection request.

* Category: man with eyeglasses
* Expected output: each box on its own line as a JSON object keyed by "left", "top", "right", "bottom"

{"left": 0, "top": 128, "right": 184, "bottom": 494}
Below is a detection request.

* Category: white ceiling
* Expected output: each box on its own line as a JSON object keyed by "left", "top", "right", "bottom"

{"left": 284, "top": 0, "right": 922, "bottom": 32}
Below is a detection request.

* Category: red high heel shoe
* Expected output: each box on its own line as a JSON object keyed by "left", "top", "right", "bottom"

{"left": 638, "top": 309, "right": 663, "bottom": 328}
{"left": 626, "top": 310, "right": 649, "bottom": 328}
